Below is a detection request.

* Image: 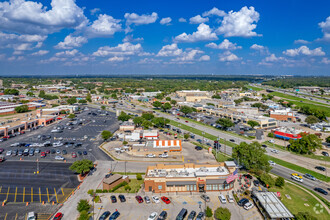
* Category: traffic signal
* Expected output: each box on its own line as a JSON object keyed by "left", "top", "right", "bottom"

{"left": 214, "top": 141, "right": 218, "bottom": 148}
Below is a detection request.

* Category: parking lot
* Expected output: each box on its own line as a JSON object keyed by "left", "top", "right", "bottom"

{"left": 0, "top": 107, "right": 119, "bottom": 163}
{"left": 92, "top": 192, "right": 262, "bottom": 220}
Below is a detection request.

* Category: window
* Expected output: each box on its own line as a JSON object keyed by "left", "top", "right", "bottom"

{"left": 206, "top": 185, "right": 212, "bottom": 190}
{"left": 219, "top": 184, "right": 224, "bottom": 190}
{"left": 224, "top": 183, "right": 230, "bottom": 190}
{"left": 212, "top": 185, "right": 218, "bottom": 190}
{"left": 158, "top": 185, "right": 162, "bottom": 190}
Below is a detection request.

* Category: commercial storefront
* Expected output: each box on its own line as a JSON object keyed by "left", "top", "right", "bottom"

{"left": 144, "top": 162, "right": 236, "bottom": 193}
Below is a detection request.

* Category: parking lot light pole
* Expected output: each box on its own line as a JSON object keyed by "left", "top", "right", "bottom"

{"left": 37, "top": 158, "right": 39, "bottom": 174}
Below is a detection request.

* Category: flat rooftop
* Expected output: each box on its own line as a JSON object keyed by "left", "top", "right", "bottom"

{"left": 147, "top": 166, "right": 229, "bottom": 178}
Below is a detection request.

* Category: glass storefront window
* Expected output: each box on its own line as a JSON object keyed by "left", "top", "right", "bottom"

{"left": 219, "top": 184, "right": 224, "bottom": 190}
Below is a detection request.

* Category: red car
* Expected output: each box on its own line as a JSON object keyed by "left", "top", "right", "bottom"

{"left": 40, "top": 152, "right": 46, "bottom": 158}
{"left": 161, "top": 196, "right": 171, "bottom": 204}
{"left": 46, "top": 150, "right": 51, "bottom": 154}
{"left": 20, "top": 131, "right": 25, "bottom": 134}
{"left": 53, "top": 212, "right": 63, "bottom": 220}
{"left": 3, "top": 136, "right": 10, "bottom": 139}
{"left": 135, "top": 195, "right": 143, "bottom": 203}
{"left": 71, "top": 152, "right": 77, "bottom": 158}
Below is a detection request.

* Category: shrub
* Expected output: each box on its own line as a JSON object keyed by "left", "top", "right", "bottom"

{"left": 205, "top": 206, "right": 213, "bottom": 217}
{"left": 275, "top": 177, "right": 285, "bottom": 187}
{"left": 123, "top": 141, "right": 128, "bottom": 145}
{"left": 78, "top": 210, "right": 89, "bottom": 220}
{"left": 295, "top": 212, "right": 317, "bottom": 220}
{"left": 87, "top": 189, "right": 94, "bottom": 196}
{"left": 102, "top": 189, "right": 108, "bottom": 193}
{"left": 268, "top": 132, "right": 275, "bottom": 138}
{"left": 124, "top": 185, "right": 131, "bottom": 192}
{"left": 77, "top": 199, "right": 90, "bottom": 213}
{"left": 259, "top": 172, "right": 275, "bottom": 188}
{"left": 214, "top": 207, "right": 231, "bottom": 220}
{"left": 136, "top": 173, "right": 142, "bottom": 180}
{"left": 94, "top": 195, "right": 100, "bottom": 203}
{"left": 110, "top": 181, "right": 128, "bottom": 192}
{"left": 95, "top": 189, "right": 103, "bottom": 193}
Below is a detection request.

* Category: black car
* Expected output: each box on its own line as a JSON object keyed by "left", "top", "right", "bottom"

{"left": 243, "top": 174, "right": 253, "bottom": 179}
{"left": 51, "top": 149, "right": 56, "bottom": 154}
{"left": 261, "top": 144, "right": 267, "bottom": 148}
{"left": 253, "top": 180, "right": 260, "bottom": 186}
{"left": 321, "top": 151, "right": 329, "bottom": 157}
{"left": 111, "top": 195, "right": 117, "bottom": 203}
{"left": 195, "top": 146, "right": 203, "bottom": 151}
{"left": 196, "top": 139, "right": 202, "bottom": 143}
{"left": 187, "top": 211, "right": 196, "bottom": 220}
{"left": 314, "top": 188, "right": 328, "bottom": 195}
{"left": 229, "top": 139, "right": 235, "bottom": 142}
{"left": 238, "top": 198, "right": 249, "bottom": 206}
{"left": 196, "top": 212, "right": 204, "bottom": 220}
{"left": 62, "top": 150, "right": 67, "bottom": 155}
{"left": 77, "top": 151, "right": 82, "bottom": 155}
{"left": 118, "top": 194, "right": 126, "bottom": 202}
{"left": 315, "top": 166, "right": 326, "bottom": 171}
{"left": 98, "top": 211, "right": 110, "bottom": 220}
{"left": 83, "top": 151, "right": 87, "bottom": 155}
{"left": 157, "top": 211, "right": 167, "bottom": 220}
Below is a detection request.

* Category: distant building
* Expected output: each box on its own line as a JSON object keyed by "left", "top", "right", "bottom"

{"left": 176, "top": 90, "right": 210, "bottom": 102}
{"left": 125, "top": 130, "right": 159, "bottom": 141}
{"left": 271, "top": 127, "right": 303, "bottom": 140}
{"left": 119, "top": 121, "right": 135, "bottom": 131}
{"left": 0, "top": 79, "right": 3, "bottom": 88}
{"left": 270, "top": 109, "right": 296, "bottom": 122}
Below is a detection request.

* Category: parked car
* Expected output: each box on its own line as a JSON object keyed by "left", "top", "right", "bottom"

{"left": 152, "top": 196, "right": 160, "bottom": 203}
{"left": 195, "top": 146, "right": 203, "bottom": 151}
{"left": 6, "top": 150, "right": 12, "bottom": 156}
{"left": 0, "top": 148, "right": 4, "bottom": 154}
{"left": 321, "top": 151, "right": 329, "bottom": 157}
{"left": 98, "top": 211, "right": 110, "bottom": 220}
{"left": 111, "top": 195, "right": 117, "bottom": 203}
{"left": 83, "top": 151, "right": 87, "bottom": 155}
{"left": 176, "top": 208, "right": 188, "bottom": 220}
{"left": 229, "top": 139, "right": 235, "bottom": 142}
{"left": 315, "top": 166, "right": 326, "bottom": 171}
{"left": 253, "top": 180, "right": 260, "bottom": 186}
{"left": 200, "top": 194, "right": 210, "bottom": 202}
{"left": 135, "top": 195, "right": 143, "bottom": 203}
{"left": 27, "top": 212, "right": 36, "bottom": 220}
{"left": 187, "top": 211, "right": 196, "bottom": 220}
{"left": 261, "top": 144, "right": 267, "bottom": 148}
{"left": 238, "top": 198, "right": 249, "bottom": 206}
{"left": 53, "top": 212, "right": 63, "bottom": 220}
{"left": 314, "top": 187, "right": 328, "bottom": 195}
{"left": 109, "top": 211, "right": 120, "bottom": 220}
{"left": 161, "top": 196, "right": 171, "bottom": 204}
{"left": 144, "top": 196, "right": 151, "bottom": 204}
{"left": 157, "top": 211, "right": 167, "bottom": 220}
{"left": 196, "top": 212, "right": 204, "bottom": 220}
{"left": 303, "top": 173, "right": 316, "bottom": 181}
{"left": 118, "top": 195, "right": 126, "bottom": 202}
{"left": 55, "top": 156, "right": 64, "bottom": 161}
{"left": 40, "top": 152, "right": 46, "bottom": 158}
{"left": 226, "top": 194, "right": 234, "bottom": 203}
{"left": 242, "top": 174, "right": 253, "bottom": 179}
{"left": 218, "top": 194, "right": 226, "bottom": 204}
{"left": 148, "top": 212, "right": 158, "bottom": 220}
{"left": 146, "top": 154, "right": 156, "bottom": 158}
{"left": 71, "top": 152, "right": 77, "bottom": 158}
{"left": 244, "top": 202, "right": 254, "bottom": 210}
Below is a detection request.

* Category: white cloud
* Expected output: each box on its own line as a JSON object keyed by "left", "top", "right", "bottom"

{"left": 294, "top": 39, "right": 309, "bottom": 44}
{"left": 124, "top": 12, "right": 158, "bottom": 25}
{"left": 31, "top": 50, "right": 49, "bottom": 56}
{"left": 265, "top": 54, "right": 283, "bottom": 62}
{"left": 174, "top": 23, "right": 218, "bottom": 43}
{"left": 85, "top": 14, "right": 122, "bottom": 37}
{"left": 216, "top": 6, "right": 261, "bottom": 37}
{"left": 138, "top": 58, "right": 161, "bottom": 64}
{"left": 283, "top": 46, "right": 325, "bottom": 57}
{"left": 90, "top": 8, "right": 101, "bottom": 15}
{"left": 321, "top": 57, "right": 330, "bottom": 64}
{"left": 0, "top": 32, "right": 46, "bottom": 51}
{"left": 171, "top": 49, "right": 204, "bottom": 63}
{"left": 189, "top": 15, "right": 209, "bottom": 24}
{"left": 107, "top": 56, "right": 128, "bottom": 62}
{"left": 202, "top": 7, "right": 226, "bottom": 17}
{"left": 199, "top": 55, "right": 210, "bottom": 61}
{"left": 219, "top": 51, "right": 240, "bottom": 62}
{"left": 122, "top": 35, "right": 144, "bottom": 43}
{"left": 157, "top": 43, "right": 183, "bottom": 57}
{"left": 206, "top": 39, "right": 241, "bottom": 50}
{"left": 93, "top": 42, "right": 143, "bottom": 57}
{"left": 160, "top": 17, "right": 172, "bottom": 25}
{"left": 250, "top": 44, "right": 264, "bottom": 50}
{"left": 0, "top": 53, "right": 5, "bottom": 60}
{"left": 0, "top": 0, "right": 88, "bottom": 35}
{"left": 55, "top": 49, "right": 79, "bottom": 57}
{"left": 55, "top": 35, "right": 87, "bottom": 49}
{"left": 318, "top": 16, "right": 330, "bottom": 41}
{"left": 179, "top": 18, "right": 187, "bottom": 23}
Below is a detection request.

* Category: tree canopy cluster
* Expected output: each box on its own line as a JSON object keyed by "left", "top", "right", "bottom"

{"left": 288, "top": 133, "right": 322, "bottom": 154}
{"left": 38, "top": 90, "right": 58, "bottom": 100}
{"left": 298, "top": 106, "right": 327, "bottom": 121}
{"left": 15, "top": 105, "right": 29, "bottom": 113}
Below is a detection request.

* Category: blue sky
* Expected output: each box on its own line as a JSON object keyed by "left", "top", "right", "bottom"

{"left": 0, "top": 0, "right": 329, "bottom": 76}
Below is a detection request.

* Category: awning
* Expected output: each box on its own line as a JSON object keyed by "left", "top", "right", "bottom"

{"left": 206, "top": 179, "right": 226, "bottom": 184}
{"left": 166, "top": 181, "right": 196, "bottom": 186}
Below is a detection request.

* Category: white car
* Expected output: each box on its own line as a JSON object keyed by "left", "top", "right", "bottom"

{"left": 271, "top": 149, "right": 279, "bottom": 154}
{"left": 268, "top": 160, "right": 276, "bottom": 166}
{"left": 55, "top": 156, "right": 64, "bottom": 161}
{"left": 291, "top": 175, "right": 303, "bottom": 183}
{"left": 147, "top": 212, "right": 158, "bottom": 220}
{"left": 244, "top": 202, "right": 254, "bottom": 210}
{"left": 6, "top": 150, "right": 12, "bottom": 156}
{"left": 146, "top": 154, "right": 156, "bottom": 158}
{"left": 27, "top": 212, "right": 36, "bottom": 220}
{"left": 152, "top": 196, "right": 160, "bottom": 203}
{"left": 269, "top": 139, "right": 275, "bottom": 143}
{"left": 159, "top": 153, "right": 168, "bottom": 158}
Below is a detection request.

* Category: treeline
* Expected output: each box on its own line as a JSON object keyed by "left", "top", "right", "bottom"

{"left": 262, "top": 77, "right": 330, "bottom": 88}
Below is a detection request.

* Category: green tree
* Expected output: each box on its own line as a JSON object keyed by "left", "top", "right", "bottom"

{"left": 101, "top": 130, "right": 113, "bottom": 140}
{"left": 68, "top": 113, "right": 76, "bottom": 119}
{"left": 233, "top": 142, "right": 272, "bottom": 172}
{"left": 165, "top": 97, "right": 171, "bottom": 101}
{"left": 26, "top": 91, "right": 34, "bottom": 96}
{"left": 216, "top": 118, "right": 234, "bottom": 130}
{"left": 288, "top": 134, "right": 322, "bottom": 154}
{"left": 259, "top": 172, "right": 275, "bottom": 187}
{"left": 136, "top": 173, "right": 142, "bottom": 180}
{"left": 78, "top": 99, "right": 87, "bottom": 104}
{"left": 268, "top": 132, "right": 275, "bottom": 138}
{"left": 170, "top": 100, "right": 177, "bottom": 105}
{"left": 118, "top": 111, "right": 130, "bottom": 121}
{"left": 180, "top": 106, "right": 193, "bottom": 116}
{"left": 4, "top": 88, "right": 19, "bottom": 95}
{"left": 101, "top": 105, "right": 106, "bottom": 110}
{"left": 319, "top": 89, "right": 324, "bottom": 95}
{"left": 326, "top": 136, "right": 330, "bottom": 143}
{"left": 70, "top": 160, "right": 94, "bottom": 175}
{"left": 142, "top": 120, "right": 153, "bottom": 129}
{"left": 15, "top": 105, "right": 29, "bottom": 113}
{"left": 77, "top": 199, "right": 91, "bottom": 213}
{"left": 153, "top": 101, "right": 162, "bottom": 109}
{"left": 111, "top": 93, "right": 117, "bottom": 99}
{"left": 155, "top": 93, "right": 164, "bottom": 100}
{"left": 133, "top": 117, "right": 144, "bottom": 127}
{"left": 161, "top": 102, "right": 172, "bottom": 111}
{"left": 275, "top": 176, "right": 285, "bottom": 187}
{"left": 305, "top": 115, "right": 319, "bottom": 125}
{"left": 295, "top": 212, "right": 317, "bottom": 220}
{"left": 86, "top": 93, "right": 92, "bottom": 102}
{"left": 38, "top": 90, "right": 46, "bottom": 98}
{"left": 247, "top": 120, "right": 259, "bottom": 129}
{"left": 184, "top": 133, "right": 190, "bottom": 140}
{"left": 205, "top": 206, "right": 213, "bottom": 217}
{"left": 152, "top": 117, "right": 170, "bottom": 127}
{"left": 67, "top": 97, "right": 77, "bottom": 105}
{"left": 142, "top": 112, "right": 154, "bottom": 121}
{"left": 78, "top": 210, "right": 89, "bottom": 220}
{"left": 214, "top": 207, "right": 231, "bottom": 220}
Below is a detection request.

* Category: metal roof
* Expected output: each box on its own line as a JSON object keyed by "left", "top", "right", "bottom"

{"left": 166, "top": 181, "right": 196, "bottom": 186}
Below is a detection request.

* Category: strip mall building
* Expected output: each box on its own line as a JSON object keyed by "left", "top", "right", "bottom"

{"left": 144, "top": 162, "right": 236, "bottom": 193}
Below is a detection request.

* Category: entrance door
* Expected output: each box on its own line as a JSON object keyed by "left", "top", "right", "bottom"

{"left": 199, "top": 184, "right": 205, "bottom": 192}
{"left": 149, "top": 186, "right": 152, "bottom": 191}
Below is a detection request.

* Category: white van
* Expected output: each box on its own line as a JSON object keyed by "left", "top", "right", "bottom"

{"left": 27, "top": 212, "right": 36, "bottom": 220}
{"left": 219, "top": 194, "right": 227, "bottom": 204}
{"left": 226, "top": 194, "right": 234, "bottom": 203}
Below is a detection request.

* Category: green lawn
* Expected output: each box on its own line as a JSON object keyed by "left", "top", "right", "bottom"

{"left": 268, "top": 156, "right": 330, "bottom": 182}
{"left": 246, "top": 85, "right": 264, "bottom": 91}
{"left": 112, "top": 179, "right": 144, "bottom": 193}
{"left": 269, "top": 183, "right": 329, "bottom": 220}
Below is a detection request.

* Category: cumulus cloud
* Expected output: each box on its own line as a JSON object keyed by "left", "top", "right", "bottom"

{"left": 85, "top": 14, "right": 122, "bottom": 37}
{"left": 318, "top": 16, "right": 330, "bottom": 41}
{"left": 157, "top": 43, "right": 183, "bottom": 57}
{"left": 250, "top": 44, "right": 268, "bottom": 54}
{"left": 93, "top": 42, "right": 143, "bottom": 57}
{"left": 138, "top": 58, "right": 161, "bottom": 64}
{"left": 283, "top": 46, "right": 325, "bottom": 57}
{"left": 171, "top": 49, "right": 204, "bottom": 63}
{"left": 0, "top": 0, "right": 88, "bottom": 35}
{"left": 219, "top": 51, "right": 240, "bottom": 62}
{"left": 31, "top": 50, "right": 49, "bottom": 56}
{"left": 216, "top": 6, "right": 261, "bottom": 37}
{"left": 206, "top": 39, "right": 241, "bottom": 50}
{"left": 202, "top": 7, "right": 226, "bottom": 17}
{"left": 160, "top": 17, "right": 172, "bottom": 25}
{"left": 90, "top": 8, "right": 101, "bottom": 15}
{"left": 0, "top": 32, "right": 46, "bottom": 52}
{"left": 179, "top": 18, "right": 187, "bottom": 22}
{"left": 321, "top": 57, "right": 330, "bottom": 64}
{"left": 174, "top": 23, "right": 218, "bottom": 43}
{"left": 124, "top": 12, "right": 158, "bottom": 25}
{"left": 294, "top": 39, "right": 310, "bottom": 44}
{"left": 55, "top": 35, "right": 87, "bottom": 49}
{"left": 107, "top": 56, "right": 128, "bottom": 62}
{"left": 55, "top": 49, "right": 79, "bottom": 57}
{"left": 199, "top": 55, "right": 210, "bottom": 61}
{"left": 265, "top": 54, "right": 284, "bottom": 62}
{"left": 189, "top": 15, "right": 209, "bottom": 24}
{"left": 122, "top": 35, "right": 144, "bottom": 43}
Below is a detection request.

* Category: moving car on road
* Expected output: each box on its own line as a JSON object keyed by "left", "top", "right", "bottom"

{"left": 314, "top": 187, "right": 328, "bottom": 195}
{"left": 303, "top": 173, "right": 316, "bottom": 181}
{"left": 315, "top": 166, "right": 326, "bottom": 171}
{"left": 291, "top": 175, "right": 303, "bottom": 182}
{"left": 268, "top": 160, "right": 276, "bottom": 166}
